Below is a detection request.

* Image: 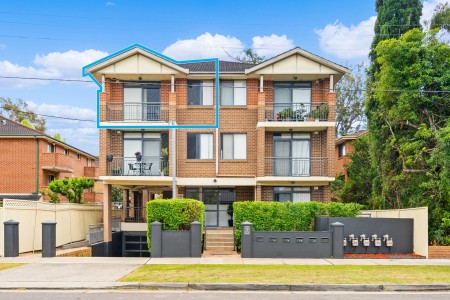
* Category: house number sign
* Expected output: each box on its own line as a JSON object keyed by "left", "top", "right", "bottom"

{"left": 243, "top": 226, "right": 251, "bottom": 235}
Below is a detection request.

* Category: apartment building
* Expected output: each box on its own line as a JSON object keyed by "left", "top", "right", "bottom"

{"left": 84, "top": 45, "right": 348, "bottom": 254}
{"left": 0, "top": 115, "right": 101, "bottom": 202}
{"left": 335, "top": 130, "right": 367, "bottom": 181}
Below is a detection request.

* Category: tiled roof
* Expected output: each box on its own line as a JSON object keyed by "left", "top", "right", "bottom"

{"left": 0, "top": 115, "right": 44, "bottom": 136}
{"left": 0, "top": 194, "right": 41, "bottom": 201}
{"left": 178, "top": 61, "right": 257, "bottom": 73}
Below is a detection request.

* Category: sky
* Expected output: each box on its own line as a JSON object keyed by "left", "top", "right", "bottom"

{"left": 0, "top": 0, "right": 446, "bottom": 155}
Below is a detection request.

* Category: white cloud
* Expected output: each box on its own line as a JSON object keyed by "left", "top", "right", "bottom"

{"left": 251, "top": 34, "right": 295, "bottom": 58}
{"left": 106, "top": 2, "right": 115, "bottom": 6}
{"left": 0, "top": 49, "right": 108, "bottom": 89}
{"left": 162, "top": 32, "right": 244, "bottom": 60}
{"left": 422, "top": 0, "right": 448, "bottom": 26}
{"left": 315, "top": 16, "right": 377, "bottom": 60}
{"left": 27, "top": 101, "right": 99, "bottom": 154}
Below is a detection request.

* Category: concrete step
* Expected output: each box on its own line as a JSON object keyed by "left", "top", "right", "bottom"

{"left": 205, "top": 245, "right": 235, "bottom": 251}
{"left": 206, "top": 237, "right": 235, "bottom": 243}
{"left": 61, "top": 240, "right": 89, "bottom": 250}
{"left": 205, "top": 233, "right": 234, "bottom": 239}
{"left": 206, "top": 242, "right": 235, "bottom": 246}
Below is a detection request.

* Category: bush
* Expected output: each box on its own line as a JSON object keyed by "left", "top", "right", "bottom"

{"left": 233, "top": 201, "right": 363, "bottom": 251}
{"left": 146, "top": 198, "right": 205, "bottom": 251}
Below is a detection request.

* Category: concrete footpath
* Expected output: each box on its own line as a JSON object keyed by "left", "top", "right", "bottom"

{"left": 0, "top": 256, "right": 450, "bottom": 292}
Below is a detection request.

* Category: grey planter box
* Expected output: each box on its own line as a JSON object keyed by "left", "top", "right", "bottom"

{"left": 150, "top": 221, "right": 202, "bottom": 258}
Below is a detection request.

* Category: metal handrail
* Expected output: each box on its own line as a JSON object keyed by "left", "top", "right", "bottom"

{"left": 265, "top": 102, "right": 331, "bottom": 122}
{"left": 265, "top": 157, "right": 329, "bottom": 176}
{"left": 107, "top": 156, "right": 169, "bottom": 176}
{"left": 105, "top": 102, "right": 169, "bottom": 122}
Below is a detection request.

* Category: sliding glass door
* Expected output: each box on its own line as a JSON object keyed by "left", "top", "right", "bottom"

{"left": 273, "top": 133, "right": 310, "bottom": 176}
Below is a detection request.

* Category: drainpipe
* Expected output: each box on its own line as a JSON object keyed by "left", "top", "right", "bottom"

{"left": 215, "top": 128, "right": 219, "bottom": 176}
{"left": 171, "top": 121, "right": 177, "bottom": 198}
{"left": 34, "top": 135, "right": 39, "bottom": 194}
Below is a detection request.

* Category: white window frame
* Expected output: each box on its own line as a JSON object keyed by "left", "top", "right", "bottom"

{"left": 221, "top": 133, "right": 247, "bottom": 160}
{"left": 47, "top": 144, "right": 55, "bottom": 153}
{"left": 220, "top": 80, "right": 246, "bottom": 106}
{"left": 188, "top": 80, "right": 213, "bottom": 106}
{"left": 187, "top": 133, "right": 213, "bottom": 159}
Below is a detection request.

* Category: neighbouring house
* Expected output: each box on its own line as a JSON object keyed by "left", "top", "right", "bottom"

{"left": 0, "top": 115, "right": 102, "bottom": 202}
{"left": 335, "top": 130, "right": 367, "bottom": 181}
{"left": 84, "top": 45, "right": 349, "bottom": 256}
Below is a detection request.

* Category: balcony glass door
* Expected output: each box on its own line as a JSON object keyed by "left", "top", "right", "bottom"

{"left": 274, "top": 133, "right": 310, "bottom": 176}
{"left": 274, "top": 82, "right": 312, "bottom": 120}
{"left": 143, "top": 140, "right": 160, "bottom": 175}
{"left": 143, "top": 83, "right": 160, "bottom": 121}
{"left": 123, "top": 87, "right": 141, "bottom": 121}
{"left": 203, "top": 188, "right": 235, "bottom": 227}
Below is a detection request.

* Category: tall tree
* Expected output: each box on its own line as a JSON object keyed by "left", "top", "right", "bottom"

{"left": 369, "top": 29, "right": 450, "bottom": 244}
{"left": 0, "top": 97, "right": 46, "bottom": 132}
{"left": 430, "top": 2, "right": 450, "bottom": 32}
{"left": 234, "top": 48, "right": 265, "bottom": 64}
{"left": 368, "top": 0, "right": 422, "bottom": 78}
{"left": 335, "top": 63, "right": 366, "bottom": 136}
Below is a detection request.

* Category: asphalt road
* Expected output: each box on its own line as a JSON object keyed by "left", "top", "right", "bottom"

{"left": 0, "top": 290, "right": 449, "bottom": 300}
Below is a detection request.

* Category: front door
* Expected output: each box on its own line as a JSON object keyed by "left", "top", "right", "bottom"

{"left": 203, "top": 188, "right": 235, "bottom": 227}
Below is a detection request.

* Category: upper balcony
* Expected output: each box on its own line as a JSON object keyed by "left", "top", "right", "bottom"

{"left": 260, "top": 102, "right": 335, "bottom": 131}
{"left": 101, "top": 102, "right": 170, "bottom": 126}
{"left": 106, "top": 156, "right": 169, "bottom": 176}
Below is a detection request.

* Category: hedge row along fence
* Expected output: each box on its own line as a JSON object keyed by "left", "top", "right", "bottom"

{"left": 146, "top": 199, "right": 205, "bottom": 252}
{"left": 234, "top": 201, "right": 363, "bottom": 251}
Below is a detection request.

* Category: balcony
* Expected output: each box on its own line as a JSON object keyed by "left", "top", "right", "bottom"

{"left": 265, "top": 157, "right": 329, "bottom": 177}
{"left": 260, "top": 102, "right": 335, "bottom": 131}
{"left": 104, "top": 102, "right": 169, "bottom": 123}
{"left": 107, "top": 156, "right": 168, "bottom": 176}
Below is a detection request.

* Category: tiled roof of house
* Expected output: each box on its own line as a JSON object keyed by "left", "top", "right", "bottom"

{"left": 178, "top": 61, "right": 257, "bottom": 73}
{"left": 335, "top": 130, "right": 368, "bottom": 145}
{"left": 0, "top": 115, "right": 45, "bottom": 136}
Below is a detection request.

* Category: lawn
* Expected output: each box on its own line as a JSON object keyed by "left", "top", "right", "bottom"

{"left": 121, "top": 265, "right": 450, "bottom": 284}
{"left": 0, "top": 263, "right": 22, "bottom": 272}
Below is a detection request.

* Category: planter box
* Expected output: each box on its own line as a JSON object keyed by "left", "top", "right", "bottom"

{"left": 150, "top": 221, "right": 201, "bottom": 258}
{"left": 429, "top": 246, "right": 450, "bottom": 259}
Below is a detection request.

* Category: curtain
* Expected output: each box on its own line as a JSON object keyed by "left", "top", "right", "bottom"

{"left": 234, "top": 80, "right": 247, "bottom": 105}
{"left": 233, "top": 134, "right": 246, "bottom": 159}
{"left": 143, "top": 140, "right": 160, "bottom": 175}
{"left": 222, "top": 134, "right": 233, "bottom": 159}
{"left": 274, "top": 141, "right": 290, "bottom": 175}
{"left": 292, "top": 192, "right": 311, "bottom": 203}
{"left": 202, "top": 80, "right": 213, "bottom": 105}
{"left": 221, "top": 81, "right": 233, "bottom": 105}
{"left": 200, "top": 134, "right": 213, "bottom": 159}
{"left": 123, "top": 87, "right": 142, "bottom": 121}
{"left": 292, "top": 140, "right": 310, "bottom": 176}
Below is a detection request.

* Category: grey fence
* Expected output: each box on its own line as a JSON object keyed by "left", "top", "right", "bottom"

{"left": 315, "top": 217, "right": 414, "bottom": 254}
{"left": 150, "top": 221, "right": 202, "bottom": 258}
{"left": 241, "top": 222, "right": 344, "bottom": 259}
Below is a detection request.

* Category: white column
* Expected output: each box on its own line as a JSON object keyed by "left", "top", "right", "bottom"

{"left": 259, "top": 75, "right": 264, "bottom": 92}
{"left": 101, "top": 74, "right": 105, "bottom": 91}
{"left": 329, "top": 75, "right": 334, "bottom": 93}
{"left": 171, "top": 75, "right": 175, "bottom": 93}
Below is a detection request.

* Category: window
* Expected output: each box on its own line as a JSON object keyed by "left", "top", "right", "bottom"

{"left": 338, "top": 143, "right": 346, "bottom": 158}
{"left": 221, "top": 80, "right": 246, "bottom": 106}
{"left": 221, "top": 133, "right": 246, "bottom": 159}
{"left": 77, "top": 154, "right": 81, "bottom": 160}
{"left": 186, "top": 187, "right": 200, "bottom": 200}
{"left": 86, "top": 158, "right": 92, "bottom": 167}
{"left": 274, "top": 187, "right": 311, "bottom": 203}
{"left": 187, "top": 133, "right": 213, "bottom": 159}
{"left": 64, "top": 149, "right": 69, "bottom": 156}
{"left": 273, "top": 133, "right": 311, "bottom": 176}
{"left": 47, "top": 144, "right": 55, "bottom": 153}
{"left": 274, "top": 82, "right": 312, "bottom": 118}
{"left": 188, "top": 80, "right": 213, "bottom": 105}
{"left": 123, "top": 82, "right": 161, "bottom": 121}
{"left": 47, "top": 174, "right": 55, "bottom": 185}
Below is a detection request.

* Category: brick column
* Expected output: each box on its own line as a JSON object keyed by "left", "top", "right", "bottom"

{"left": 99, "top": 92, "right": 108, "bottom": 122}
{"left": 256, "top": 92, "right": 266, "bottom": 178}
{"left": 103, "top": 183, "right": 112, "bottom": 256}
{"left": 255, "top": 185, "right": 262, "bottom": 201}
{"left": 99, "top": 129, "right": 110, "bottom": 176}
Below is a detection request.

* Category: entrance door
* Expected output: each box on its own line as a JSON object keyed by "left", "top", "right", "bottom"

{"left": 203, "top": 188, "right": 235, "bottom": 227}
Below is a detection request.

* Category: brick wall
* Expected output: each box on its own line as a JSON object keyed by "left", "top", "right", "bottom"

{"left": 428, "top": 246, "right": 450, "bottom": 259}
{"left": 335, "top": 140, "right": 355, "bottom": 179}
{"left": 235, "top": 186, "right": 254, "bottom": 201}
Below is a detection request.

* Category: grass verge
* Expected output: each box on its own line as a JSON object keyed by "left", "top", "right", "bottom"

{"left": 0, "top": 263, "right": 22, "bottom": 271}
{"left": 121, "top": 265, "right": 450, "bottom": 284}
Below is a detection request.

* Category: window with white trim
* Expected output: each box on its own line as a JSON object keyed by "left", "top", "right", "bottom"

{"left": 274, "top": 186, "right": 311, "bottom": 203}
{"left": 47, "top": 144, "right": 55, "bottom": 153}
{"left": 188, "top": 80, "right": 213, "bottom": 105}
{"left": 338, "top": 143, "right": 346, "bottom": 158}
{"left": 221, "top": 80, "right": 246, "bottom": 106}
{"left": 221, "top": 133, "right": 246, "bottom": 160}
{"left": 187, "top": 133, "right": 213, "bottom": 159}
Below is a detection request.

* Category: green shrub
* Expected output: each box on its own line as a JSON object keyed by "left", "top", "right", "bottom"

{"left": 233, "top": 201, "right": 363, "bottom": 251}
{"left": 146, "top": 198, "right": 205, "bottom": 252}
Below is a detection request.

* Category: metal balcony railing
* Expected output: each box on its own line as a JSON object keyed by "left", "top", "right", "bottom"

{"left": 105, "top": 102, "right": 169, "bottom": 122}
{"left": 265, "top": 157, "right": 329, "bottom": 177}
{"left": 107, "top": 156, "right": 169, "bottom": 176}
{"left": 123, "top": 207, "right": 146, "bottom": 223}
{"left": 265, "top": 102, "right": 331, "bottom": 122}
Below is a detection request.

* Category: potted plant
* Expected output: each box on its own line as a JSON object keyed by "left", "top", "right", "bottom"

{"left": 279, "top": 108, "right": 295, "bottom": 121}
{"left": 111, "top": 166, "right": 121, "bottom": 175}
{"left": 227, "top": 203, "right": 234, "bottom": 227}
{"left": 135, "top": 151, "right": 142, "bottom": 162}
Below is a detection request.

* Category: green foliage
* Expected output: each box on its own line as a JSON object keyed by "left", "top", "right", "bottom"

{"left": 0, "top": 97, "right": 46, "bottom": 132}
{"left": 430, "top": 2, "right": 450, "bottom": 32}
{"left": 146, "top": 199, "right": 205, "bottom": 251}
{"left": 233, "top": 201, "right": 362, "bottom": 251}
{"left": 39, "top": 188, "right": 61, "bottom": 203}
{"left": 234, "top": 48, "right": 265, "bottom": 64}
{"left": 44, "top": 177, "right": 94, "bottom": 204}
{"left": 111, "top": 186, "right": 123, "bottom": 202}
{"left": 335, "top": 63, "right": 367, "bottom": 136}
{"left": 363, "top": 28, "right": 450, "bottom": 244}
{"left": 369, "top": 0, "right": 422, "bottom": 76}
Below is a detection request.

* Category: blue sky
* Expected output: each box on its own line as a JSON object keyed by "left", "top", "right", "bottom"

{"left": 0, "top": 0, "right": 444, "bottom": 155}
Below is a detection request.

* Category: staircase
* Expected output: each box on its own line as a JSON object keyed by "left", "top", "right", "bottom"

{"left": 204, "top": 228, "right": 236, "bottom": 255}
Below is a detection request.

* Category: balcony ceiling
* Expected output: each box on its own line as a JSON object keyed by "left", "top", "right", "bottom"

{"left": 258, "top": 121, "right": 335, "bottom": 131}
{"left": 256, "top": 176, "right": 335, "bottom": 186}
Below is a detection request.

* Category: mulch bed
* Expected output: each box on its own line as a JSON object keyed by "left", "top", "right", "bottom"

{"left": 344, "top": 253, "right": 425, "bottom": 259}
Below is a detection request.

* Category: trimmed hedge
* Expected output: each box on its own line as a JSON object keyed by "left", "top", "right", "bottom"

{"left": 146, "top": 199, "right": 205, "bottom": 251}
{"left": 234, "top": 201, "right": 363, "bottom": 251}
